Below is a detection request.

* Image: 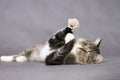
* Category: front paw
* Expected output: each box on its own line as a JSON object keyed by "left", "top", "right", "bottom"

{"left": 65, "top": 33, "right": 75, "bottom": 44}
{"left": 95, "top": 54, "right": 103, "bottom": 64}
{"left": 68, "top": 18, "right": 80, "bottom": 32}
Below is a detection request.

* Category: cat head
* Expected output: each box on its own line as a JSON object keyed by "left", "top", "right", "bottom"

{"left": 77, "top": 38, "right": 102, "bottom": 54}
{"left": 68, "top": 18, "right": 80, "bottom": 32}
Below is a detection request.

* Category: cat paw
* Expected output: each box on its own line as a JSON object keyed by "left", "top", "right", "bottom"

{"left": 68, "top": 18, "right": 80, "bottom": 32}
{"left": 95, "top": 54, "right": 103, "bottom": 64}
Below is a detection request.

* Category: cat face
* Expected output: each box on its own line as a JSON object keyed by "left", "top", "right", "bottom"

{"left": 76, "top": 38, "right": 102, "bottom": 64}
{"left": 78, "top": 38, "right": 102, "bottom": 55}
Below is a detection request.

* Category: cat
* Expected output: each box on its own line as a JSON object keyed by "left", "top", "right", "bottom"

{"left": 0, "top": 18, "right": 79, "bottom": 65}
{"left": 0, "top": 18, "right": 103, "bottom": 65}
{"left": 64, "top": 38, "right": 103, "bottom": 64}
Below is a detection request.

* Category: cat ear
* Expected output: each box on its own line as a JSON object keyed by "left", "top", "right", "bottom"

{"left": 94, "top": 38, "right": 102, "bottom": 47}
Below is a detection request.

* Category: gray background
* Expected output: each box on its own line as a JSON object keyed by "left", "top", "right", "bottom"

{"left": 0, "top": 0, "right": 120, "bottom": 80}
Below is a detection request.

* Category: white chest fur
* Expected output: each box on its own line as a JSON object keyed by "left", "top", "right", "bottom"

{"left": 38, "top": 33, "right": 75, "bottom": 62}
{"left": 38, "top": 43, "right": 55, "bottom": 62}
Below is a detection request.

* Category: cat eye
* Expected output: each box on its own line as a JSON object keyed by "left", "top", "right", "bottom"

{"left": 79, "top": 48, "right": 87, "bottom": 52}
{"left": 88, "top": 51, "right": 92, "bottom": 53}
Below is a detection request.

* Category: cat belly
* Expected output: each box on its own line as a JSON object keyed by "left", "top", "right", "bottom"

{"left": 38, "top": 43, "right": 55, "bottom": 62}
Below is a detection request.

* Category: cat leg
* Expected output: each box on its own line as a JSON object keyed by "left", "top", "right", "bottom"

{"left": 15, "top": 49, "right": 32, "bottom": 62}
{"left": 15, "top": 56, "right": 28, "bottom": 62}
{"left": 0, "top": 55, "right": 16, "bottom": 62}
{"left": 45, "top": 39, "right": 75, "bottom": 65}
{"left": 0, "top": 54, "right": 28, "bottom": 62}
{"left": 0, "top": 49, "right": 32, "bottom": 62}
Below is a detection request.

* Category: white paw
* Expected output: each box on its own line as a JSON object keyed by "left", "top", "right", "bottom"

{"left": 15, "top": 56, "right": 28, "bottom": 62}
{"left": 95, "top": 54, "right": 103, "bottom": 63}
{"left": 65, "top": 33, "right": 75, "bottom": 44}
{"left": 0, "top": 56, "right": 14, "bottom": 62}
{"left": 68, "top": 18, "right": 80, "bottom": 32}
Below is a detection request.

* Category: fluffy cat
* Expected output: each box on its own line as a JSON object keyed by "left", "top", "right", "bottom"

{"left": 64, "top": 38, "right": 103, "bottom": 64}
{"left": 0, "top": 18, "right": 79, "bottom": 65}
{"left": 0, "top": 18, "right": 103, "bottom": 65}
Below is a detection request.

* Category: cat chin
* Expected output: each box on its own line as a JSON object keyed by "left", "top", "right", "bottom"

{"left": 38, "top": 43, "right": 56, "bottom": 62}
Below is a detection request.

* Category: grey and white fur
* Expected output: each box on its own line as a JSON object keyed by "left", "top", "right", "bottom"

{"left": 0, "top": 18, "right": 103, "bottom": 65}
{"left": 0, "top": 18, "right": 80, "bottom": 65}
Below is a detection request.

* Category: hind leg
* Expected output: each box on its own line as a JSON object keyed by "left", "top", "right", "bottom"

{"left": 0, "top": 53, "right": 28, "bottom": 62}
{"left": 15, "top": 55, "right": 28, "bottom": 62}
{"left": 0, "top": 49, "right": 31, "bottom": 62}
{"left": 0, "top": 55, "right": 16, "bottom": 62}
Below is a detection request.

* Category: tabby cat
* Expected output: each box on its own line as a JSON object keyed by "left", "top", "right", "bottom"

{"left": 0, "top": 18, "right": 103, "bottom": 65}
{"left": 64, "top": 38, "right": 103, "bottom": 64}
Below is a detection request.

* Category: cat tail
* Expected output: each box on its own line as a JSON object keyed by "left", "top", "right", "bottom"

{"left": 0, "top": 49, "right": 32, "bottom": 62}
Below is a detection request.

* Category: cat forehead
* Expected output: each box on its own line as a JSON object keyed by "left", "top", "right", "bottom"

{"left": 77, "top": 38, "right": 100, "bottom": 53}
{"left": 77, "top": 38, "right": 96, "bottom": 46}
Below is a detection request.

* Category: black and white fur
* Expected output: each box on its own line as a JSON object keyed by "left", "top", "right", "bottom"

{"left": 0, "top": 18, "right": 80, "bottom": 65}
